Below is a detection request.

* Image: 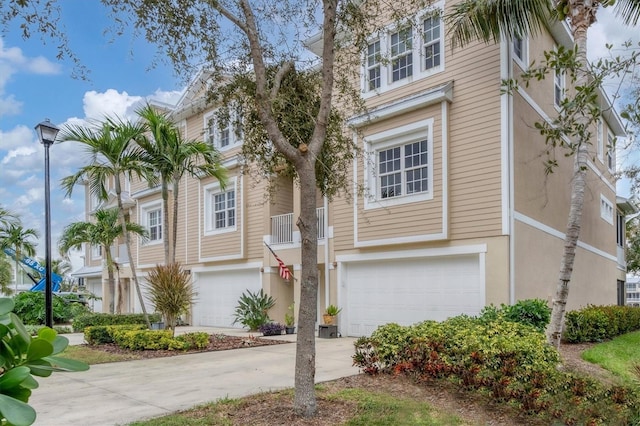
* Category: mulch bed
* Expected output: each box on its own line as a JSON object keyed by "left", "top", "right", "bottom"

{"left": 85, "top": 333, "right": 291, "bottom": 359}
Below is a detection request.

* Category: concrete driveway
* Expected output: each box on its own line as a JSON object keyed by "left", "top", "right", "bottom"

{"left": 30, "top": 328, "right": 358, "bottom": 426}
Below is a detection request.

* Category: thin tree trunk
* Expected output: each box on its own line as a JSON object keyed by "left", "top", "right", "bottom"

{"left": 105, "top": 245, "right": 116, "bottom": 314}
{"left": 546, "top": 2, "right": 594, "bottom": 348}
{"left": 115, "top": 176, "right": 151, "bottom": 328}
{"left": 293, "top": 165, "right": 319, "bottom": 417}
{"left": 161, "top": 181, "right": 171, "bottom": 264}
{"left": 171, "top": 178, "right": 180, "bottom": 264}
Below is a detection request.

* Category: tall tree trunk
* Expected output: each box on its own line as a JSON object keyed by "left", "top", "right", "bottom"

{"left": 115, "top": 177, "right": 151, "bottom": 328}
{"left": 293, "top": 163, "right": 319, "bottom": 417}
{"left": 105, "top": 245, "right": 116, "bottom": 314}
{"left": 161, "top": 180, "right": 171, "bottom": 264}
{"left": 546, "top": 2, "right": 595, "bottom": 348}
{"left": 171, "top": 177, "right": 180, "bottom": 264}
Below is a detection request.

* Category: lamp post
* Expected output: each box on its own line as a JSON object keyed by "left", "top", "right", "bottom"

{"left": 35, "top": 119, "right": 60, "bottom": 328}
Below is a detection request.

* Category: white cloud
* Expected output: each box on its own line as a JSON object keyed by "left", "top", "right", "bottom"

{"left": 0, "top": 125, "right": 32, "bottom": 150}
{"left": 82, "top": 89, "right": 143, "bottom": 121}
{"left": 149, "top": 89, "right": 183, "bottom": 106}
{"left": 0, "top": 94, "right": 22, "bottom": 116}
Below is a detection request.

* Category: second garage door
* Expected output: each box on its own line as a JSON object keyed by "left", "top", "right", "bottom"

{"left": 192, "top": 268, "right": 261, "bottom": 327}
{"left": 343, "top": 254, "right": 483, "bottom": 336}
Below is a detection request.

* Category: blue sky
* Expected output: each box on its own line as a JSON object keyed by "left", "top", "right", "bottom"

{"left": 0, "top": 3, "right": 638, "bottom": 269}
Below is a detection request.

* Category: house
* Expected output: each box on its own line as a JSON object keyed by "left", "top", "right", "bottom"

{"left": 72, "top": 1, "right": 629, "bottom": 336}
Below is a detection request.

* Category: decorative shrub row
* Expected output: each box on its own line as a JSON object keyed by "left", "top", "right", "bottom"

{"left": 13, "top": 292, "right": 90, "bottom": 325}
{"left": 84, "top": 325, "right": 209, "bottom": 351}
{"left": 73, "top": 312, "right": 161, "bottom": 332}
{"left": 477, "top": 298, "right": 551, "bottom": 332}
{"left": 354, "top": 317, "right": 640, "bottom": 425}
{"left": 564, "top": 305, "right": 640, "bottom": 343}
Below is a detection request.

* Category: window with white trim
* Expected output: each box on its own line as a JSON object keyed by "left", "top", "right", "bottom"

{"left": 362, "top": 3, "right": 444, "bottom": 96}
{"left": 91, "top": 244, "right": 102, "bottom": 260}
{"left": 513, "top": 35, "right": 528, "bottom": 68}
{"left": 140, "top": 201, "right": 163, "bottom": 244}
{"left": 204, "top": 178, "right": 237, "bottom": 234}
{"left": 365, "top": 118, "right": 434, "bottom": 209}
{"left": 607, "top": 131, "right": 615, "bottom": 172}
{"left": 596, "top": 119, "right": 604, "bottom": 162}
{"left": 600, "top": 195, "right": 614, "bottom": 225}
{"left": 554, "top": 68, "right": 565, "bottom": 108}
{"left": 203, "top": 107, "right": 243, "bottom": 150}
{"left": 617, "top": 211, "right": 625, "bottom": 248}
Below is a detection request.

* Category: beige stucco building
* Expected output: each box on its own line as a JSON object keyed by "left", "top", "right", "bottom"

{"left": 73, "top": 1, "right": 632, "bottom": 336}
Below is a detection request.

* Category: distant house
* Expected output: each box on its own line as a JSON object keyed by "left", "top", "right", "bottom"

{"left": 74, "top": 1, "right": 630, "bottom": 336}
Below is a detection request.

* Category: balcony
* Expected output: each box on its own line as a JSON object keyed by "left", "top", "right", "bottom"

{"left": 271, "top": 208, "right": 325, "bottom": 244}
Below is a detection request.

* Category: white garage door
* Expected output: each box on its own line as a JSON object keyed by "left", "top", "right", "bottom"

{"left": 192, "top": 269, "right": 261, "bottom": 327}
{"left": 344, "top": 255, "right": 483, "bottom": 336}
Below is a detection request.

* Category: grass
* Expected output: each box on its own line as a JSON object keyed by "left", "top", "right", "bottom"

{"left": 127, "top": 385, "right": 466, "bottom": 426}
{"left": 581, "top": 330, "right": 640, "bottom": 383}
{"left": 61, "top": 345, "right": 140, "bottom": 364}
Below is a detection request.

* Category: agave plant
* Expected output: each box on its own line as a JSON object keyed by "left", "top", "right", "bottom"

{"left": 232, "top": 289, "right": 276, "bottom": 331}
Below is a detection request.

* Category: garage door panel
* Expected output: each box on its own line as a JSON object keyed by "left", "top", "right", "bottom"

{"left": 345, "top": 254, "right": 483, "bottom": 336}
{"left": 192, "top": 269, "right": 261, "bottom": 327}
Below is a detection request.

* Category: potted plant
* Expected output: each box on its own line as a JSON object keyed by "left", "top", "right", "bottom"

{"left": 259, "top": 322, "right": 285, "bottom": 336}
{"left": 284, "top": 303, "right": 295, "bottom": 334}
{"left": 323, "top": 304, "right": 341, "bottom": 325}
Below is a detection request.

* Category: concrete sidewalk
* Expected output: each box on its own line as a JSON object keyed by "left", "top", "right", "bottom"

{"left": 30, "top": 328, "right": 358, "bottom": 425}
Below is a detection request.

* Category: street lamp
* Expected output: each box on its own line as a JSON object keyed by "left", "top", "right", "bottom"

{"left": 35, "top": 119, "right": 60, "bottom": 328}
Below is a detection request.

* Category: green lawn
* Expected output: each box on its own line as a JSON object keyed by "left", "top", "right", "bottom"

{"left": 62, "top": 345, "right": 141, "bottom": 364}
{"left": 581, "top": 330, "right": 640, "bottom": 383}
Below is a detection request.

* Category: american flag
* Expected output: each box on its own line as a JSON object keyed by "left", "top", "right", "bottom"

{"left": 265, "top": 242, "right": 293, "bottom": 281}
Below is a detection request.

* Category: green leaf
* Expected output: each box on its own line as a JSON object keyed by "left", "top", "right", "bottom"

{"left": 0, "top": 298, "right": 14, "bottom": 316}
{"left": 0, "top": 393, "right": 36, "bottom": 426}
{"left": 42, "top": 356, "right": 89, "bottom": 372}
{"left": 26, "top": 339, "right": 53, "bottom": 361}
{"left": 3, "top": 385, "right": 32, "bottom": 403}
{"left": 11, "top": 313, "right": 31, "bottom": 353}
{"left": 0, "top": 366, "right": 30, "bottom": 389}
{"left": 25, "top": 359, "right": 52, "bottom": 378}
{"left": 50, "top": 335, "right": 69, "bottom": 356}
{"left": 37, "top": 327, "right": 57, "bottom": 344}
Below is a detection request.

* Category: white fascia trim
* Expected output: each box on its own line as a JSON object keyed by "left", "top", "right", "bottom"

{"left": 517, "top": 87, "right": 617, "bottom": 195}
{"left": 514, "top": 211, "right": 616, "bottom": 262}
{"left": 355, "top": 231, "right": 448, "bottom": 248}
{"left": 348, "top": 81, "right": 453, "bottom": 127}
{"left": 131, "top": 185, "right": 162, "bottom": 200}
{"left": 191, "top": 261, "right": 262, "bottom": 274}
{"left": 337, "top": 244, "right": 488, "bottom": 263}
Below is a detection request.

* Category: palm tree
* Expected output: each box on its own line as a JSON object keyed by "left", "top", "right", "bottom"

{"left": 59, "top": 208, "right": 148, "bottom": 313}
{"left": 0, "top": 205, "right": 18, "bottom": 230}
{"left": 60, "top": 117, "right": 155, "bottom": 326}
{"left": 447, "top": 0, "right": 640, "bottom": 347}
{"left": 135, "top": 103, "right": 227, "bottom": 264}
{"left": 0, "top": 223, "right": 39, "bottom": 293}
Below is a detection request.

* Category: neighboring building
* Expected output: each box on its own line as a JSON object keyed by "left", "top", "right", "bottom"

{"left": 73, "top": 2, "right": 629, "bottom": 336}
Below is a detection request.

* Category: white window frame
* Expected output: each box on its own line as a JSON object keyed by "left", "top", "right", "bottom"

{"left": 204, "top": 177, "right": 238, "bottom": 235}
{"left": 91, "top": 244, "right": 102, "bottom": 260}
{"left": 361, "top": 2, "right": 444, "bottom": 98}
{"left": 512, "top": 35, "right": 528, "bottom": 69}
{"left": 140, "top": 200, "right": 163, "bottom": 245}
{"left": 596, "top": 119, "right": 604, "bottom": 162}
{"left": 203, "top": 107, "right": 243, "bottom": 151}
{"left": 606, "top": 130, "right": 615, "bottom": 173}
{"left": 600, "top": 195, "right": 614, "bottom": 225}
{"left": 554, "top": 68, "right": 565, "bottom": 109}
{"left": 617, "top": 211, "right": 625, "bottom": 248}
{"left": 364, "top": 118, "right": 434, "bottom": 210}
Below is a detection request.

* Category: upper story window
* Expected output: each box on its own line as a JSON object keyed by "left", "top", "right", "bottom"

{"left": 204, "top": 106, "right": 243, "bottom": 150}
{"left": 513, "top": 35, "right": 528, "bottom": 68}
{"left": 617, "top": 211, "right": 625, "bottom": 248}
{"left": 362, "top": 3, "right": 444, "bottom": 97}
{"left": 554, "top": 68, "right": 565, "bottom": 108}
{"left": 91, "top": 244, "right": 102, "bottom": 260}
{"left": 364, "top": 118, "right": 434, "bottom": 209}
{"left": 204, "top": 177, "right": 237, "bottom": 235}
{"left": 140, "top": 201, "right": 163, "bottom": 244}
{"left": 597, "top": 119, "right": 604, "bottom": 162}
{"left": 600, "top": 195, "right": 614, "bottom": 225}
{"left": 607, "top": 131, "right": 615, "bottom": 172}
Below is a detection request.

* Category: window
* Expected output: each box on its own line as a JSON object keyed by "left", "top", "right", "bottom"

{"left": 140, "top": 201, "right": 163, "bottom": 244}
{"left": 365, "top": 118, "right": 433, "bottom": 209}
{"left": 597, "top": 119, "right": 604, "bottom": 162}
{"left": 554, "top": 68, "right": 565, "bottom": 108}
{"left": 204, "top": 108, "right": 243, "bottom": 150}
{"left": 617, "top": 211, "right": 625, "bottom": 248}
{"left": 204, "top": 178, "right": 237, "bottom": 234}
{"left": 361, "top": 4, "right": 444, "bottom": 95}
{"left": 600, "top": 195, "right": 614, "bottom": 225}
{"left": 423, "top": 16, "right": 441, "bottom": 70}
{"left": 513, "top": 35, "right": 528, "bottom": 68}
{"left": 607, "top": 131, "right": 615, "bottom": 172}
{"left": 91, "top": 245, "right": 102, "bottom": 260}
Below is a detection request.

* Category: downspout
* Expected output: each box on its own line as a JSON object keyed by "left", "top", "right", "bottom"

{"left": 324, "top": 195, "right": 330, "bottom": 308}
{"left": 504, "top": 39, "right": 516, "bottom": 304}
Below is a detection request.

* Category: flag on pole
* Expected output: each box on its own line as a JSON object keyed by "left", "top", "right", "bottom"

{"left": 264, "top": 242, "right": 294, "bottom": 281}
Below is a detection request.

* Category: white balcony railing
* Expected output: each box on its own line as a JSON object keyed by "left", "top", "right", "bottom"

{"left": 271, "top": 208, "right": 325, "bottom": 245}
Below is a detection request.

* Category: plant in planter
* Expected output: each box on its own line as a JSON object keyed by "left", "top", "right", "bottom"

{"left": 284, "top": 303, "right": 295, "bottom": 334}
{"left": 259, "top": 322, "right": 285, "bottom": 336}
{"left": 323, "top": 304, "right": 341, "bottom": 325}
{"left": 232, "top": 289, "right": 276, "bottom": 331}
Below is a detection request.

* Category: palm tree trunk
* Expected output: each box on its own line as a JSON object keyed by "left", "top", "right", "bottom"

{"left": 105, "top": 246, "right": 116, "bottom": 314}
{"left": 161, "top": 181, "right": 171, "bottom": 264}
{"left": 546, "top": 3, "right": 594, "bottom": 348}
{"left": 171, "top": 178, "right": 180, "bottom": 264}
{"left": 115, "top": 177, "right": 151, "bottom": 328}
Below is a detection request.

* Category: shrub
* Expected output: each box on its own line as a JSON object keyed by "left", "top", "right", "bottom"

{"left": 259, "top": 322, "right": 285, "bottom": 336}
{"left": 110, "top": 329, "right": 186, "bottom": 351}
{"left": 501, "top": 299, "right": 551, "bottom": 332}
{"left": 175, "top": 332, "right": 210, "bottom": 350}
{"left": 84, "top": 324, "right": 146, "bottom": 345}
{"left": 72, "top": 312, "right": 161, "bottom": 332}
{"left": 13, "top": 292, "right": 88, "bottom": 325}
{"left": 232, "top": 289, "right": 275, "bottom": 331}
{"left": 563, "top": 305, "right": 640, "bottom": 343}
{"left": 144, "top": 263, "right": 196, "bottom": 336}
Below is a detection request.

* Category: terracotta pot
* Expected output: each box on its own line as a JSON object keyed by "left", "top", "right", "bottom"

{"left": 323, "top": 314, "right": 336, "bottom": 325}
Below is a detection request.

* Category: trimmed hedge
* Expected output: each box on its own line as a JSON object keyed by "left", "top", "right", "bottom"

{"left": 564, "top": 305, "right": 640, "bottom": 343}
{"left": 84, "top": 324, "right": 146, "bottom": 345}
{"left": 84, "top": 325, "right": 209, "bottom": 351}
{"left": 72, "top": 313, "right": 161, "bottom": 332}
